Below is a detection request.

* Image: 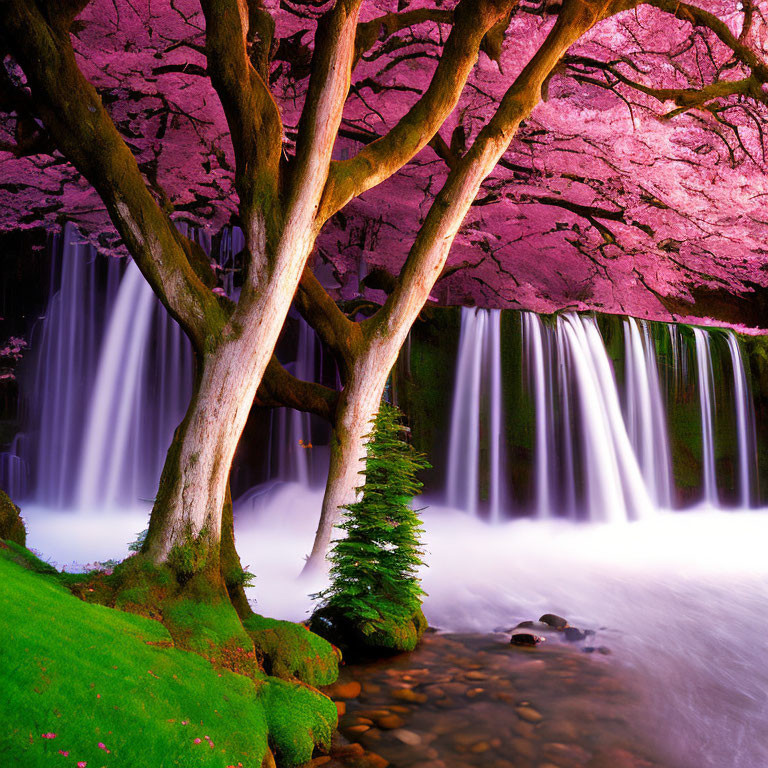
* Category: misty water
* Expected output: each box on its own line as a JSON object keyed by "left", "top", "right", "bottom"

{"left": 20, "top": 490, "right": 768, "bottom": 768}
{"left": 4, "top": 241, "right": 768, "bottom": 768}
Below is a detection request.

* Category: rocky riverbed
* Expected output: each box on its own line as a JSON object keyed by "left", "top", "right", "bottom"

{"left": 313, "top": 630, "right": 679, "bottom": 768}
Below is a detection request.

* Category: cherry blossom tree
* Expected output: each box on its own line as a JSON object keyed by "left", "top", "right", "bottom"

{"left": 2, "top": 0, "right": 768, "bottom": 581}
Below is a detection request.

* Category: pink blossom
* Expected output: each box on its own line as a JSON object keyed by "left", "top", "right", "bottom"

{"left": 77, "top": 762, "right": 87, "bottom": 767}
{"left": 193, "top": 738, "right": 202, "bottom": 744}
{"left": 58, "top": 751, "right": 69, "bottom": 757}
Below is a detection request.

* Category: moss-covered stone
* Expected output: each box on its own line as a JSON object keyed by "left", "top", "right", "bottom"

{"left": 0, "top": 490, "right": 25, "bottom": 546}
{"left": 243, "top": 613, "right": 340, "bottom": 686}
{"left": 259, "top": 675, "right": 337, "bottom": 767}
{"left": 310, "top": 604, "right": 427, "bottom": 658}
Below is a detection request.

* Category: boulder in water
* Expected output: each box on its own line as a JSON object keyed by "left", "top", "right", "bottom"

{"left": 0, "top": 491, "right": 26, "bottom": 547}
{"left": 510, "top": 633, "right": 545, "bottom": 647}
{"left": 539, "top": 613, "right": 568, "bottom": 630}
{"left": 564, "top": 627, "right": 587, "bottom": 642}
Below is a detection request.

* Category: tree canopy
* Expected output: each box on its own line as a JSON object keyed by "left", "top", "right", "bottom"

{"left": 2, "top": 0, "right": 768, "bottom": 325}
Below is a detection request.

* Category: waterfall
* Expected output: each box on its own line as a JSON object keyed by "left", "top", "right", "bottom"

{"left": 726, "top": 332, "right": 756, "bottom": 507}
{"left": 523, "top": 313, "right": 550, "bottom": 517}
{"left": 74, "top": 261, "right": 191, "bottom": 509}
{"left": 25, "top": 227, "right": 118, "bottom": 505}
{"left": 0, "top": 226, "right": 206, "bottom": 509}
{"left": 560, "top": 314, "right": 652, "bottom": 522}
{"left": 623, "top": 317, "right": 673, "bottom": 508}
{"left": 446, "top": 311, "right": 682, "bottom": 522}
{"left": 446, "top": 308, "right": 506, "bottom": 518}
{"left": 693, "top": 328, "right": 718, "bottom": 505}
{"left": 273, "top": 317, "right": 317, "bottom": 485}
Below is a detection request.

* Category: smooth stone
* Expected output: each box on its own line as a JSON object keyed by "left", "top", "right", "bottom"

{"left": 539, "top": 614, "right": 569, "bottom": 630}
{"left": 564, "top": 627, "right": 587, "bottom": 642}
{"left": 376, "top": 715, "right": 405, "bottom": 730}
{"left": 327, "top": 680, "right": 362, "bottom": 699}
{"left": 392, "top": 729, "right": 422, "bottom": 746}
{"left": 515, "top": 705, "right": 544, "bottom": 724}
{"left": 332, "top": 742, "right": 365, "bottom": 756}
{"left": 391, "top": 688, "right": 427, "bottom": 703}
{"left": 511, "top": 633, "right": 545, "bottom": 647}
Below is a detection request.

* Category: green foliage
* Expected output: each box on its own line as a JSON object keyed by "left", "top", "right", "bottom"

{"left": 224, "top": 564, "right": 257, "bottom": 590}
{"left": 243, "top": 614, "right": 339, "bottom": 686}
{"left": 259, "top": 676, "right": 337, "bottom": 767}
{"left": 314, "top": 402, "right": 429, "bottom": 647}
{"left": 127, "top": 527, "right": 148, "bottom": 552}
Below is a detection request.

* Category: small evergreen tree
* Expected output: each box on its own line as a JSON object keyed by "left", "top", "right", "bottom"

{"left": 313, "top": 402, "right": 430, "bottom": 645}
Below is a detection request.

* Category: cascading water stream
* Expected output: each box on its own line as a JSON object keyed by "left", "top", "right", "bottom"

{"left": 623, "top": 317, "right": 672, "bottom": 508}
{"left": 562, "top": 314, "right": 653, "bottom": 522}
{"left": 445, "top": 311, "right": 728, "bottom": 521}
{"left": 726, "top": 332, "right": 756, "bottom": 508}
{"left": 75, "top": 262, "right": 167, "bottom": 509}
{"left": 273, "top": 317, "right": 317, "bottom": 486}
{"left": 1, "top": 226, "right": 207, "bottom": 509}
{"left": 693, "top": 327, "right": 718, "bottom": 505}
{"left": 446, "top": 308, "right": 506, "bottom": 518}
{"left": 523, "top": 313, "right": 550, "bottom": 517}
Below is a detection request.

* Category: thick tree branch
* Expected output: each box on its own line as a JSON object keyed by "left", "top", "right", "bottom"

{"left": 644, "top": 0, "right": 768, "bottom": 81}
{"left": 317, "top": 0, "right": 518, "bottom": 223}
{"left": 200, "top": 0, "right": 283, "bottom": 265}
{"left": 353, "top": 8, "right": 454, "bottom": 66}
{"left": 287, "top": 0, "right": 363, "bottom": 238}
{"left": 257, "top": 355, "right": 339, "bottom": 421}
{"left": 370, "top": 0, "right": 636, "bottom": 339}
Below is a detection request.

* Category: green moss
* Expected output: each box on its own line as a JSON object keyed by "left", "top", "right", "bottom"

{"left": 166, "top": 523, "right": 212, "bottom": 583}
{"left": 163, "top": 595, "right": 254, "bottom": 658}
{"left": 310, "top": 603, "right": 427, "bottom": 657}
{"left": 242, "top": 614, "right": 339, "bottom": 686}
{"left": 111, "top": 554, "right": 175, "bottom": 618}
{"left": 1, "top": 539, "right": 59, "bottom": 577}
{"left": 0, "top": 548, "right": 271, "bottom": 767}
{"left": 0, "top": 490, "right": 26, "bottom": 546}
{"left": 259, "top": 677, "right": 337, "bottom": 767}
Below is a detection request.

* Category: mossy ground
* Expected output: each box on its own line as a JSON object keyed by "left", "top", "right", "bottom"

{"left": 242, "top": 614, "right": 340, "bottom": 686}
{"left": 0, "top": 540, "right": 337, "bottom": 768}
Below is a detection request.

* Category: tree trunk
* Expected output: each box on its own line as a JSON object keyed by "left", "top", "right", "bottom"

{"left": 303, "top": 345, "right": 393, "bottom": 573}
{"left": 220, "top": 482, "right": 252, "bottom": 618}
{"left": 144, "top": 293, "right": 293, "bottom": 567}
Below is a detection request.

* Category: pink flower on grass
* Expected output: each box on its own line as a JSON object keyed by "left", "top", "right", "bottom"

{"left": 193, "top": 738, "right": 202, "bottom": 744}
{"left": 77, "top": 762, "right": 87, "bottom": 767}
{"left": 58, "top": 751, "right": 69, "bottom": 757}
{"left": 97, "top": 742, "right": 110, "bottom": 753}
{"left": 41, "top": 733, "right": 56, "bottom": 739}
